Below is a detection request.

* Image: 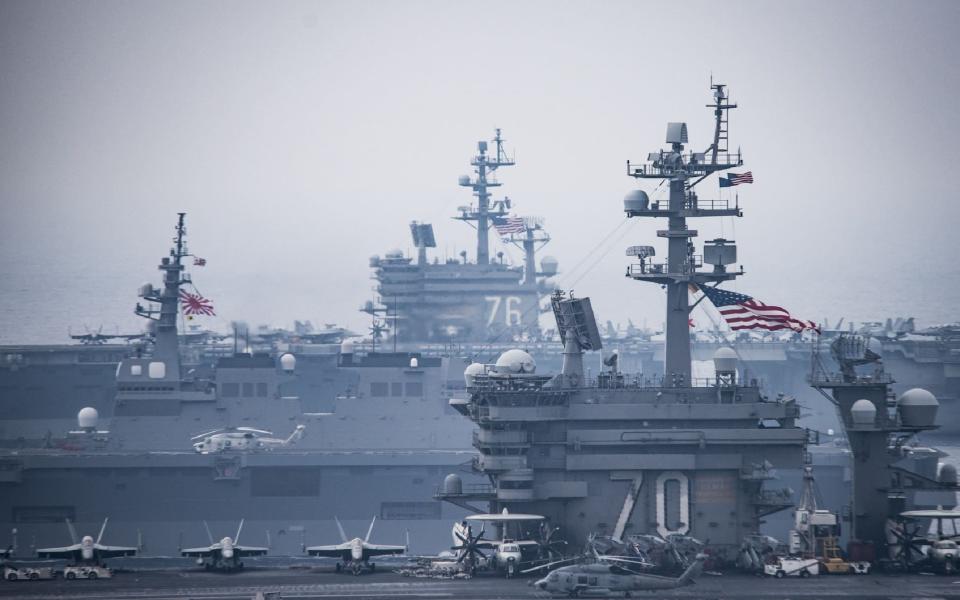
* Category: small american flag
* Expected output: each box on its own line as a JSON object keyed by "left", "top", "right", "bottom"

{"left": 193, "top": 257, "right": 207, "bottom": 266}
{"left": 493, "top": 217, "right": 526, "bottom": 237}
{"left": 179, "top": 289, "right": 215, "bottom": 316}
{"left": 698, "top": 285, "right": 818, "bottom": 333}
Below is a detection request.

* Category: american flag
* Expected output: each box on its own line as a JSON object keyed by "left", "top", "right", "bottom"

{"left": 720, "top": 171, "right": 753, "bottom": 187}
{"left": 179, "top": 289, "right": 215, "bottom": 316}
{"left": 193, "top": 257, "right": 207, "bottom": 266}
{"left": 698, "top": 285, "right": 819, "bottom": 333}
{"left": 493, "top": 217, "right": 526, "bottom": 237}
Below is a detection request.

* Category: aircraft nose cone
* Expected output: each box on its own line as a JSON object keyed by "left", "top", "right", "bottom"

{"left": 536, "top": 580, "right": 547, "bottom": 589}
{"left": 223, "top": 549, "right": 233, "bottom": 559}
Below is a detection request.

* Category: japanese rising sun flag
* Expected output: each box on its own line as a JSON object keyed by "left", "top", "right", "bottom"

{"left": 179, "top": 289, "right": 215, "bottom": 316}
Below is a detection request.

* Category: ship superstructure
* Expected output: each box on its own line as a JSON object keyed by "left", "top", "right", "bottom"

{"left": 438, "top": 83, "right": 808, "bottom": 561}
{"left": 369, "top": 130, "right": 556, "bottom": 344}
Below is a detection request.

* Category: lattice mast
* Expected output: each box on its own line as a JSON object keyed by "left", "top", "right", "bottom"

{"left": 624, "top": 82, "right": 744, "bottom": 383}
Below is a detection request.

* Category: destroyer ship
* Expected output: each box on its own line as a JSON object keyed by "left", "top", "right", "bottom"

{"left": 0, "top": 214, "right": 479, "bottom": 556}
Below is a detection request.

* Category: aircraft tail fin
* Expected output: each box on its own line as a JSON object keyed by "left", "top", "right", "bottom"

{"left": 678, "top": 554, "right": 705, "bottom": 585}
{"left": 284, "top": 424, "right": 305, "bottom": 445}
{"left": 203, "top": 521, "right": 215, "bottom": 545}
{"left": 335, "top": 517, "right": 348, "bottom": 543}
{"left": 365, "top": 516, "right": 376, "bottom": 543}
{"left": 66, "top": 519, "right": 79, "bottom": 545}
{"left": 235, "top": 519, "right": 245, "bottom": 545}
{"left": 96, "top": 517, "right": 109, "bottom": 545}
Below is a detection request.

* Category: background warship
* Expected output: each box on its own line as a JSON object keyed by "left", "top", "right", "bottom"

{"left": 0, "top": 214, "right": 480, "bottom": 557}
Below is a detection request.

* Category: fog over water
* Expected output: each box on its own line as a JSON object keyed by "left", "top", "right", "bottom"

{"left": 1, "top": 0, "right": 958, "bottom": 344}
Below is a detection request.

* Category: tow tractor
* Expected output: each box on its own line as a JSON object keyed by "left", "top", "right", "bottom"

{"left": 764, "top": 556, "right": 819, "bottom": 578}
{"left": 4, "top": 566, "right": 56, "bottom": 581}
{"left": 64, "top": 565, "right": 112, "bottom": 580}
{"left": 819, "top": 538, "right": 871, "bottom": 574}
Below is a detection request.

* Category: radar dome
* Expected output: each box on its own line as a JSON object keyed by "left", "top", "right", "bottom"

{"left": 410, "top": 357, "right": 419, "bottom": 368}
{"left": 458, "top": 175, "right": 471, "bottom": 186}
{"left": 464, "top": 362, "right": 485, "bottom": 387}
{"left": 540, "top": 256, "right": 559, "bottom": 276}
{"left": 280, "top": 353, "right": 296, "bottom": 373}
{"left": 495, "top": 349, "right": 536, "bottom": 374}
{"left": 850, "top": 399, "right": 877, "bottom": 427}
{"left": 713, "top": 347, "right": 738, "bottom": 372}
{"left": 77, "top": 407, "right": 99, "bottom": 430}
{"left": 940, "top": 463, "right": 958, "bottom": 485}
{"left": 340, "top": 340, "right": 355, "bottom": 355}
{"left": 624, "top": 190, "right": 650, "bottom": 213}
{"left": 386, "top": 249, "right": 404, "bottom": 259}
{"left": 898, "top": 388, "right": 939, "bottom": 428}
{"left": 443, "top": 473, "right": 463, "bottom": 495}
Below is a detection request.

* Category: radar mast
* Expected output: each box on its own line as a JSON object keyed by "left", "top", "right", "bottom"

{"left": 134, "top": 212, "right": 191, "bottom": 370}
{"left": 455, "top": 129, "right": 515, "bottom": 265}
{"left": 624, "top": 82, "right": 744, "bottom": 383}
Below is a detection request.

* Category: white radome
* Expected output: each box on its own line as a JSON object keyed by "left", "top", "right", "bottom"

{"left": 495, "top": 349, "right": 536, "bottom": 374}
{"left": 77, "top": 406, "right": 99, "bottom": 429}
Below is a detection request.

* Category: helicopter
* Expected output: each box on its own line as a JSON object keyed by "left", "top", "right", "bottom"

{"left": 191, "top": 424, "right": 305, "bottom": 454}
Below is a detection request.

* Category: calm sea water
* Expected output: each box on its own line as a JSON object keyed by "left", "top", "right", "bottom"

{"left": 2, "top": 247, "right": 957, "bottom": 345}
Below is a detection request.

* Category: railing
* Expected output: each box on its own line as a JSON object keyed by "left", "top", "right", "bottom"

{"left": 636, "top": 198, "right": 737, "bottom": 213}
{"left": 627, "top": 256, "right": 701, "bottom": 277}
{"left": 435, "top": 483, "right": 495, "bottom": 497}
{"left": 627, "top": 152, "right": 743, "bottom": 178}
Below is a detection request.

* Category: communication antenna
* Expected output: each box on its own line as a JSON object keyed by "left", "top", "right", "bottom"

{"left": 454, "top": 129, "right": 516, "bottom": 265}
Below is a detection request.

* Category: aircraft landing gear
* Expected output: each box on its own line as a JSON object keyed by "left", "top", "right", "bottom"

{"left": 335, "top": 562, "right": 341, "bottom": 573}
{"left": 352, "top": 563, "right": 363, "bottom": 576}
{"left": 369, "top": 563, "right": 376, "bottom": 572}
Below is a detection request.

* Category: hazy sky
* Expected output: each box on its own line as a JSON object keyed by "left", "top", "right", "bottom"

{"left": 1, "top": 0, "right": 958, "bottom": 342}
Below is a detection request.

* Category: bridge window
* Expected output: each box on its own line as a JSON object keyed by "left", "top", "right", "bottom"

{"left": 222, "top": 383, "right": 240, "bottom": 398}
{"left": 405, "top": 382, "right": 423, "bottom": 397}
{"left": 256, "top": 382, "right": 268, "bottom": 397}
{"left": 371, "top": 382, "right": 389, "bottom": 397}
{"left": 242, "top": 382, "right": 254, "bottom": 397}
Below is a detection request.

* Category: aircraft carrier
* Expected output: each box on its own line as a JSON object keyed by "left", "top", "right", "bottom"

{"left": 435, "top": 82, "right": 958, "bottom": 565}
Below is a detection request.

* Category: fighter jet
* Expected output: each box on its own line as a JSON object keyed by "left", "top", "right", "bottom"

{"left": 36, "top": 518, "right": 137, "bottom": 564}
{"left": 180, "top": 519, "right": 267, "bottom": 571}
{"left": 306, "top": 517, "right": 406, "bottom": 575}
{"left": 533, "top": 553, "right": 705, "bottom": 596}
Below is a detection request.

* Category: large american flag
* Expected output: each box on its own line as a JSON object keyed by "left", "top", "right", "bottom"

{"left": 726, "top": 171, "right": 753, "bottom": 186}
{"left": 698, "top": 285, "right": 818, "bottom": 333}
{"left": 179, "top": 289, "right": 215, "bottom": 316}
{"left": 493, "top": 217, "right": 526, "bottom": 237}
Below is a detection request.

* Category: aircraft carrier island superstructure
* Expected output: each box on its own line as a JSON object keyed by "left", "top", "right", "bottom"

{"left": 438, "top": 84, "right": 808, "bottom": 560}
{"left": 368, "top": 129, "right": 555, "bottom": 345}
